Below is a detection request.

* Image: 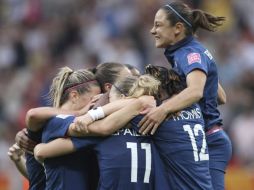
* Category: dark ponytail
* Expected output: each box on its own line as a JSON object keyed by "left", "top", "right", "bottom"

{"left": 166, "top": 70, "right": 186, "bottom": 97}
{"left": 192, "top": 9, "right": 225, "bottom": 33}
{"left": 162, "top": 2, "right": 225, "bottom": 35}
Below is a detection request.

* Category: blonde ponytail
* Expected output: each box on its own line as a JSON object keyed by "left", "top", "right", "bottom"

{"left": 48, "top": 67, "right": 98, "bottom": 107}
{"left": 49, "top": 67, "right": 73, "bottom": 107}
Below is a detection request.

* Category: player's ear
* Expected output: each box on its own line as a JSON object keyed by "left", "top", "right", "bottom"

{"left": 174, "top": 22, "right": 184, "bottom": 35}
{"left": 104, "top": 83, "right": 112, "bottom": 92}
{"left": 69, "top": 90, "right": 79, "bottom": 103}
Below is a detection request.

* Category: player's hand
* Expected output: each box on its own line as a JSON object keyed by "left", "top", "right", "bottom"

{"left": 76, "top": 96, "right": 101, "bottom": 116}
{"left": 138, "top": 106, "right": 167, "bottom": 135}
{"left": 8, "top": 143, "right": 24, "bottom": 162}
{"left": 15, "top": 128, "right": 37, "bottom": 154}
{"left": 73, "top": 114, "right": 93, "bottom": 134}
{"left": 138, "top": 96, "right": 156, "bottom": 114}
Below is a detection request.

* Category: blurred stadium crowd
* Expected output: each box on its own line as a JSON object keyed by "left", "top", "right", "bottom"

{"left": 0, "top": 0, "right": 254, "bottom": 189}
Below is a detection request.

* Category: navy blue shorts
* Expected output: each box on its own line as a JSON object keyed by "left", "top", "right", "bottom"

{"left": 206, "top": 129, "right": 232, "bottom": 190}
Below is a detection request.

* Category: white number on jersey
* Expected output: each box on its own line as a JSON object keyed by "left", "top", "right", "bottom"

{"left": 126, "top": 142, "right": 152, "bottom": 183}
{"left": 183, "top": 124, "right": 209, "bottom": 161}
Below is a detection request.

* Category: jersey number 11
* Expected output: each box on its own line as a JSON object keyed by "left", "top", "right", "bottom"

{"left": 126, "top": 142, "right": 151, "bottom": 183}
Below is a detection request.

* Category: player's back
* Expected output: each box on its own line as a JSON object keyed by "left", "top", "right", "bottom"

{"left": 153, "top": 104, "right": 213, "bottom": 190}
{"left": 94, "top": 124, "right": 169, "bottom": 190}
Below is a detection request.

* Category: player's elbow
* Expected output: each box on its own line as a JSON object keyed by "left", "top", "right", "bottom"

{"left": 26, "top": 108, "right": 46, "bottom": 131}
{"left": 34, "top": 144, "right": 46, "bottom": 163}
{"left": 195, "top": 90, "right": 203, "bottom": 101}
{"left": 218, "top": 95, "right": 226, "bottom": 105}
{"left": 25, "top": 109, "right": 35, "bottom": 127}
{"left": 189, "top": 87, "right": 203, "bottom": 102}
{"left": 26, "top": 109, "right": 41, "bottom": 130}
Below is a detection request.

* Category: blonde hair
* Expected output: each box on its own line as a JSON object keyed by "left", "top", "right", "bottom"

{"left": 49, "top": 66, "right": 99, "bottom": 107}
{"left": 113, "top": 74, "right": 160, "bottom": 98}
{"left": 128, "top": 75, "right": 160, "bottom": 98}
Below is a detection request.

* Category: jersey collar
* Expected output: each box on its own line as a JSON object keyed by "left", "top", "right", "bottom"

{"left": 164, "top": 35, "right": 194, "bottom": 54}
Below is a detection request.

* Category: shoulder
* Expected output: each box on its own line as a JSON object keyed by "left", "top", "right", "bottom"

{"left": 47, "top": 115, "right": 75, "bottom": 126}
{"left": 42, "top": 115, "right": 75, "bottom": 142}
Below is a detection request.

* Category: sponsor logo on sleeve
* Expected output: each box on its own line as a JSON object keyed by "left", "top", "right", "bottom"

{"left": 204, "top": 49, "right": 213, "bottom": 60}
{"left": 187, "top": 53, "right": 201, "bottom": 64}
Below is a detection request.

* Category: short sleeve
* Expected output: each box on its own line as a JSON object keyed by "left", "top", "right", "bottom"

{"left": 71, "top": 137, "right": 102, "bottom": 151}
{"left": 177, "top": 51, "right": 208, "bottom": 76}
{"left": 42, "top": 115, "right": 75, "bottom": 143}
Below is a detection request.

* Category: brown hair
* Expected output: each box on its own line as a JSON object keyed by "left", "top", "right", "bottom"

{"left": 145, "top": 64, "right": 186, "bottom": 98}
{"left": 93, "top": 62, "right": 129, "bottom": 92}
{"left": 161, "top": 1, "right": 225, "bottom": 35}
{"left": 49, "top": 66, "right": 99, "bottom": 107}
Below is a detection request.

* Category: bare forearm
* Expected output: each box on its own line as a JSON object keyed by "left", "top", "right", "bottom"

{"left": 34, "top": 139, "right": 75, "bottom": 162}
{"left": 87, "top": 99, "right": 142, "bottom": 135}
{"left": 162, "top": 87, "right": 202, "bottom": 114}
{"left": 14, "top": 157, "right": 28, "bottom": 179}
{"left": 69, "top": 99, "right": 143, "bottom": 137}
{"left": 217, "top": 83, "right": 226, "bottom": 105}
{"left": 101, "top": 99, "right": 135, "bottom": 116}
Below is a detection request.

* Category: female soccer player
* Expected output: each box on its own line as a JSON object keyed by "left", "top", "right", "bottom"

{"left": 33, "top": 75, "right": 170, "bottom": 190}
{"left": 25, "top": 66, "right": 101, "bottom": 190}
{"left": 144, "top": 65, "right": 213, "bottom": 189}
{"left": 139, "top": 2, "right": 232, "bottom": 189}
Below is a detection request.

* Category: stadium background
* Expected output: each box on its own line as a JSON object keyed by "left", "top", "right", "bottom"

{"left": 0, "top": 0, "right": 254, "bottom": 189}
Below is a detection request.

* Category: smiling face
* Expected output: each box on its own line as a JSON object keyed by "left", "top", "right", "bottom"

{"left": 150, "top": 9, "right": 182, "bottom": 48}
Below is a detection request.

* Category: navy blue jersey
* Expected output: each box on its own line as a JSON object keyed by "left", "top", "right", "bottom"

{"left": 152, "top": 104, "right": 213, "bottom": 190}
{"left": 26, "top": 129, "right": 46, "bottom": 190}
{"left": 42, "top": 115, "right": 96, "bottom": 190}
{"left": 164, "top": 36, "right": 222, "bottom": 130}
{"left": 72, "top": 116, "right": 170, "bottom": 190}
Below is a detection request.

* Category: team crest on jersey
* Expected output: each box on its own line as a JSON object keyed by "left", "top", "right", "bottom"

{"left": 187, "top": 53, "right": 201, "bottom": 64}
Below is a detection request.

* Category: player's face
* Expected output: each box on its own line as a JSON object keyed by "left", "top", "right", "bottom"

{"left": 150, "top": 9, "right": 177, "bottom": 48}
{"left": 75, "top": 86, "right": 101, "bottom": 110}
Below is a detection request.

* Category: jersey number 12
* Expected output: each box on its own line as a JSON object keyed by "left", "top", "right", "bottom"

{"left": 126, "top": 142, "right": 151, "bottom": 183}
{"left": 183, "top": 124, "right": 209, "bottom": 161}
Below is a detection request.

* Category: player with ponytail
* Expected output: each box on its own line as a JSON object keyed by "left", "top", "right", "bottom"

{"left": 139, "top": 2, "right": 232, "bottom": 189}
